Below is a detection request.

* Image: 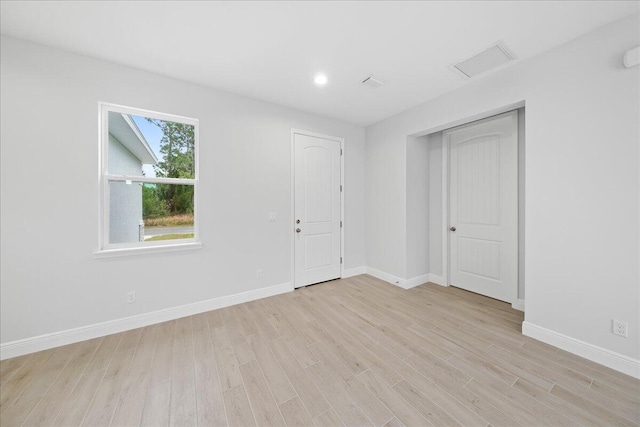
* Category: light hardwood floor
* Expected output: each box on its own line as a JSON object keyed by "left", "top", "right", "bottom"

{"left": 1, "top": 275, "right": 639, "bottom": 426}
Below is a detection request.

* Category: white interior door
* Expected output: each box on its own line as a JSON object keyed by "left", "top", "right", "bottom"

{"left": 294, "top": 132, "right": 341, "bottom": 288}
{"left": 447, "top": 111, "right": 518, "bottom": 303}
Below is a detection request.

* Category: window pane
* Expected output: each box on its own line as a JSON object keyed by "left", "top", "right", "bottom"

{"left": 108, "top": 112, "right": 195, "bottom": 179}
{"left": 109, "top": 181, "right": 195, "bottom": 244}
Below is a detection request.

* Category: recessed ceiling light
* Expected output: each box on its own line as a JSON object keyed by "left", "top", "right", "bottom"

{"left": 314, "top": 74, "right": 328, "bottom": 86}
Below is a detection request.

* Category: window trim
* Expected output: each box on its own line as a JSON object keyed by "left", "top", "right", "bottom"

{"left": 96, "top": 102, "right": 200, "bottom": 257}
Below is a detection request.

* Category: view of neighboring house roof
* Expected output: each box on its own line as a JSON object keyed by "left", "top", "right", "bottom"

{"left": 108, "top": 112, "right": 158, "bottom": 165}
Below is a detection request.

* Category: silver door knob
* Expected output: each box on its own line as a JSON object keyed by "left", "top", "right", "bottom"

{"left": 449, "top": 226, "right": 456, "bottom": 232}
{"left": 296, "top": 228, "right": 301, "bottom": 233}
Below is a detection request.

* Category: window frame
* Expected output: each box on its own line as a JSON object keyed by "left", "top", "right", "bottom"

{"left": 96, "top": 102, "right": 200, "bottom": 257}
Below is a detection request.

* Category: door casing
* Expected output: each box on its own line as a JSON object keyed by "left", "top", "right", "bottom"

{"left": 290, "top": 129, "right": 344, "bottom": 288}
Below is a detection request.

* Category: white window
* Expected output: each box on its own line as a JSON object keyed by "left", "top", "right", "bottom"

{"left": 97, "top": 103, "right": 200, "bottom": 256}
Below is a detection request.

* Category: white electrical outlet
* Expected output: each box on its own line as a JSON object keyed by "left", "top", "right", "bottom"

{"left": 126, "top": 291, "right": 136, "bottom": 304}
{"left": 612, "top": 319, "right": 628, "bottom": 337}
{"left": 256, "top": 269, "right": 263, "bottom": 279}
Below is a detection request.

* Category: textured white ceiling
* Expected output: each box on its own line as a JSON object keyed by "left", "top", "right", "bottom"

{"left": 1, "top": 1, "right": 637, "bottom": 125}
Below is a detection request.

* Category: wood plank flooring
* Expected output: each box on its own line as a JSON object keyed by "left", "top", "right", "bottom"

{"left": 1, "top": 274, "right": 639, "bottom": 426}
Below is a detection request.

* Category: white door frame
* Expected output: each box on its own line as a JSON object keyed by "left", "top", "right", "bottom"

{"left": 441, "top": 111, "right": 519, "bottom": 305}
{"left": 441, "top": 137, "right": 451, "bottom": 288}
{"left": 290, "top": 129, "right": 345, "bottom": 288}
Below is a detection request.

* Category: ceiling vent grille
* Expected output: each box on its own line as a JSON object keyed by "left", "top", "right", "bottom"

{"left": 451, "top": 41, "right": 515, "bottom": 79}
{"left": 361, "top": 75, "right": 384, "bottom": 89}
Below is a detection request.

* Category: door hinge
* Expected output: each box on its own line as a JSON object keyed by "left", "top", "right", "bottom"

{"left": 340, "top": 148, "right": 343, "bottom": 155}
{"left": 340, "top": 257, "right": 343, "bottom": 264}
{"left": 340, "top": 185, "right": 343, "bottom": 192}
{"left": 340, "top": 221, "right": 343, "bottom": 228}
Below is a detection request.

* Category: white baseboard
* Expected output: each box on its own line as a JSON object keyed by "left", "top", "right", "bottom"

{"left": 365, "top": 267, "right": 428, "bottom": 290}
{"left": 428, "top": 273, "right": 447, "bottom": 286}
{"left": 512, "top": 299, "right": 525, "bottom": 312}
{"left": 522, "top": 321, "right": 640, "bottom": 379}
{"left": 0, "top": 282, "right": 293, "bottom": 361}
{"left": 365, "top": 267, "right": 405, "bottom": 288}
{"left": 403, "top": 273, "right": 430, "bottom": 289}
{"left": 342, "top": 266, "right": 367, "bottom": 278}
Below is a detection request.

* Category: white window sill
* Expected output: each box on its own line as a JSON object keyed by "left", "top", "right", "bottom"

{"left": 94, "top": 242, "right": 202, "bottom": 259}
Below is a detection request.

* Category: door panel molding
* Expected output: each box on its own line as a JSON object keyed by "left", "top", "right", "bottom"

{"left": 291, "top": 129, "right": 344, "bottom": 288}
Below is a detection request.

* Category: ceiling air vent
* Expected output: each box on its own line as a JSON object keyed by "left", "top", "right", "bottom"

{"left": 451, "top": 41, "right": 516, "bottom": 79}
{"left": 361, "top": 75, "right": 384, "bottom": 89}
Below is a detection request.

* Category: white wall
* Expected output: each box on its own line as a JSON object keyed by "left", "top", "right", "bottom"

{"left": 405, "top": 136, "right": 430, "bottom": 279}
{"left": 0, "top": 35, "right": 366, "bottom": 345}
{"left": 365, "top": 14, "right": 639, "bottom": 361}
{"left": 108, "top": 135, "right": 143, "bottom": 244}
{"left": 365, "top": 124, "right": 407, "bottom": 279}
{"left": 109, "top": 134, "right": 143, "bottom": 176}
{"left": 517, "top": 109, "right": 526, "bottom": 300}
{"left": 428, "top": 133, "right": 443, "bottom": 278}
